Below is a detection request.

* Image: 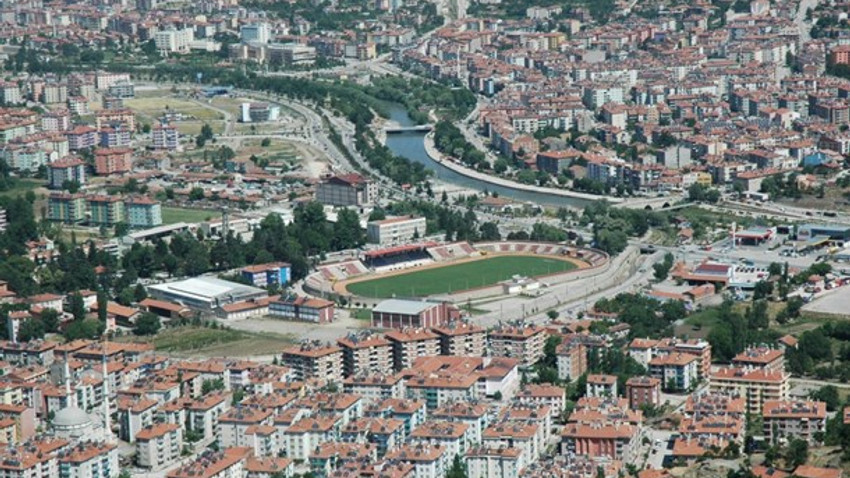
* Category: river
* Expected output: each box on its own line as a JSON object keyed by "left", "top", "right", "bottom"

{"left": 381, "top": 104, "right": 595, "bottom": 209}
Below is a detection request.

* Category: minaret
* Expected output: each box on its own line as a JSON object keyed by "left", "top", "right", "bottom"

{"left": 64, "top": 358, "right": 76, "bottom": 409}
{"left": 101, "top": 338, "right": 114, "bottom": 442}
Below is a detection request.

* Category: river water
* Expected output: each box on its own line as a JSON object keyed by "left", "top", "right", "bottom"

{"left": 381, "top": 104, "right": 594, "bottom": 209}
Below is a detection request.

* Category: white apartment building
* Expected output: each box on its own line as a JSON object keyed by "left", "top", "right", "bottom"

{"left": 466, "top": 447, "right": 525, "bottom": 478}
{"left": 155, "top": 28, "right": 194, "bottom": 54}
{"left": 367, "top": 216, "right": 427, "bottom": 245}
{"left": 136, "top": 423, "right": 183, "bottom": 469}
{"left": 57, "top": 442, "right": 119, "bottom": 478}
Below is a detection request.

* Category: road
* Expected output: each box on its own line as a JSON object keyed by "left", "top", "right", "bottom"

{"left": 465, "top": 247, "right": 662, "bottom": 329}
{"left": 796, "top": 0, "right": 821, "bottom": 44}
{"left": 189, "top": 98, "right": 235, "bottom": 136}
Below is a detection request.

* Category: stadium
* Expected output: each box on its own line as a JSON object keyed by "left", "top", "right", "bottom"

{"left": 304, "top": 241, "right": 609, "bottom": 306}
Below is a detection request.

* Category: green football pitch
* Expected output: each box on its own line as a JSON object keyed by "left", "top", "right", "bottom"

{"left": 346, "top": 255, "right": 577, "bottom": 298}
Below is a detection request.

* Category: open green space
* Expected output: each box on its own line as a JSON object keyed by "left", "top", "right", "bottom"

{"left": 161, "top": 206, "right": 216, "bottom": 225}
{"left": 116, "top": 325, "right": 294, "bottom": 356}
{"left": 0, "top": 179, "right": 43, "bottom": 198}
{"left": 347, "top": 255, "right": 577, "bottom": 298}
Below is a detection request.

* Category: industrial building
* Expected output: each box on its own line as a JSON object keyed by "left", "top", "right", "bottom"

{"left": 147, "top": 277, "right": 267, "bottom": 312}
{"left": 370, "top": 299, "right": 456, "bottom": 329}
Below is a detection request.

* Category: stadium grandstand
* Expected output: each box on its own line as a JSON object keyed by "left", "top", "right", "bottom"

{"left": 316, "top": 259, "right": 370, "bottom": 282}
{"left": 361, "top": 243, "right": 436, "bottom": 272}
{"left": 426, "top": 242, "right": 478, "bottom": 262}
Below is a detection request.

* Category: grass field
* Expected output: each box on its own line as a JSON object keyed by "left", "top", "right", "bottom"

{"left": 116, "top": 326, "right": 294, "bottom": 357}
{"left": 161, "top": 206, "right": 216, "bottom": 225}
{"left": 125, "top": 97, "right": 223, "bottom": 121}
{"left": 0, "top": 179, "right": 44, "bottom": 198}
{"left": 346, "top": 256, "right": 577, "bottom": 298}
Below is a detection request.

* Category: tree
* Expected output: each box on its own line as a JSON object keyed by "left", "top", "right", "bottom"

{"left": 479, "top": 221, "right": 501, "bottom": 241}
{"left": 752, "top": 280, "right": 773, "bottom": 300}
{"left": 201, "top": 378, "right": 225, "bottom": 395}
{"left": 134, "top": 284, "right": 148, "bottom": 303}
{"left": 18, "top": 318, "right": 45, "bottom": 341}
{"left": 446, "top": 454, "right": 468, "bottom": 478}
{"left": 133, "top": 312, "right": 161, "bottom": 336}
{"left": 63, "top": 318, "right": 105, "bottom": 340}
{"left": 96, "top": 289, "right": 108, "bottom": 323}
{"left": 653, "top": 253, "right": 674, "bottom": 281}
{"left": 785, "top": 438, "right": 808, "bottom": 468}
{"left": 811, "top": 385, "right": 840, "bottom": 411}
{"left": 799, "top": 328, "right": 832, "bottom": 362}
{"left": 368, "top": 208, "right": 386, "bottom": 221}
{"left": 69, "top": 293, "right": 86, "bottom": 321}
{"left": 188, "top": 187, "right": 205, "bottom": 201}
{"left": 594, "top": 228, "right": 629, "bottom": 255}
{"left": 114, "top": 222, "right": 130, "bottom": 237}
{"left": 40, "top": 308, "right": 60, "bottom": 333}
{"left": 62, "top": 179, "right": 80, "bottom": 193}
{"left": 331, "top": 208, "right": 365, "bottom": 250}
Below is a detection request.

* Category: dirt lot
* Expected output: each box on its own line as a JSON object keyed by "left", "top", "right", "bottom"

{"left": 223, "top": 313, "right": 368, "bottom": 344}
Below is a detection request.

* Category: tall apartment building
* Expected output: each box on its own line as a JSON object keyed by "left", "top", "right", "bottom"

{"left": 136, "top": 423, "right": 183, "bottom": 469}
{"left": 367, "top": 216, "right": 427, "bottom": 245}
{"left": 95, "top": 72, "right": 131, "bottom": 90}
{"left": 57, "top": 441, "right": 119, "bottom": 478}
{"left": 152, "top": 124, "right": 180, "bottom": 150}
{"left": 316, "top": 174, "right": 377, "bottom": 207}
{"left": 88, "top": 195, "right": 125, "bottom": 226}
{"left": 47, "top": 158, "right": 86, "bottom": 190}
{"left": 48, "top": 192, "right": 86, "bottom": 224}
{"left": 488, "top": 324, "right": 546, "bottom": 366}
{"left": 124, "top": 196, "right": 162, "bottom": 228}
{"left": 625, "top": 376, "right": 661, "bottom": 411}
{"left": 338, "top": 332, "right": 394, "bottom": 377}
{"left": 240, "top": 23, "right": 271, "bottom": 43}
{"left": 384, "top": 329, "right": 441, "bottom": 371}
{"left": 732, "top": 347, "right": 785, "bottom": 373}
{"left": 107, "top": 81, "right": 135, "bottom": 99}
{"left": 709, "top": 367, "right": 789, "bottom": 414}
{"left": 586, "top": 374, "right": 618, "bottom": 398}
{"left": 94, "top": 148, "right": 133, "bottom": 175}
{"left": 41, "top": 83, "right": 68, "bottom": 104}
{"left": 95, "top": 108, "right": 135, "bottom": 132}
{"left": 556, "top": 340, "right": 587, "bottom": 382}
{"left": 762, "top": 400, "right": 826, "bottom": 445}
{"left": 154, "top": 28, "right": 194, "bottom": 54}
{"left": 0, "top": 82, "right": 23, "bottom": 105}
{"left": 432, "top": 321, "right": 486, "bottom": 357}
{"left": 281, "top": 342, "right": 343, "bottom": 383}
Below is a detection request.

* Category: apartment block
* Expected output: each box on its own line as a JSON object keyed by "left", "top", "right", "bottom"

{"left": 47, "top": 192, "right": 86, "bottom": 224}
{"left": 338, "top": 332, "right": 394, "bottom": 376}
{"left": 488, "top": 324, "right": 546, "bottom": 367}
{"left": 432, "top": 321, "right": 486, "bottom": 357}
{"left": 586, "top": 374, "right": 618, "bottom": 398}
{"left": 709, "top": 367, "right": 789, "bottom": 415}
{"left": 280, "top": 342, "right": 344, "bottom": 383}
{"left": 625, "top": 376, "right": 661, "bottom": 411}
{"left": 384, "top": 329, "right": 441, "bottom": 371}
{"left": 763, "top": 400, "right": 826, "bottom": 445}
{"left": 47, "top": 158, "right": 86, "bottom": 190}
{"left": 94, "top": 147, "right": 133, "bottom": 175}
{"left": 87, "top": 195, "right": 125, "bottom": 226}
{"left": 136, "top": 423, "right": 183, "bottom": 469}
{"left": 316, "top": 173, "right": 377, "bottom": 207}
{"left": 124, "top": 196, "right": 163, "bottom": 228}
